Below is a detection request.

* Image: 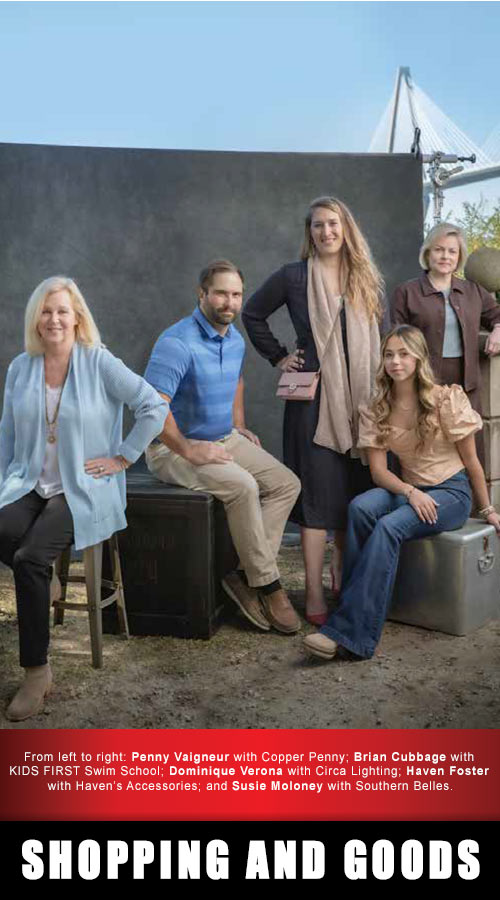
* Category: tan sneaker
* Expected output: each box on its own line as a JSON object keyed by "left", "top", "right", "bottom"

{"left": 261, "top": 588, "right": 301, "bottom": 634}
{"left": 6, "top": 663, "right": 53, "bottom": 721}
{"left": 303, "top": 632, "right": 338, "bottom": 660}
{"left": 222, "top": 573, "right": 270, "bottom": 631}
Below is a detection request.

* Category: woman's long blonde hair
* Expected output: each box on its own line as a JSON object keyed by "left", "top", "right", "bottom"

{"left": 301, "top": 196, "right": 385, "bottom": 321}
{"left": 370, "top": 325, "right": 438, "bottom": 450}
{"left": 24, "top": 276, "right": 101, "bottom": 355}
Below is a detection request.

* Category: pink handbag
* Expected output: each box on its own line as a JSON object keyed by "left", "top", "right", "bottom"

{"left": 276, "top": 370, "right": 320, "bottom": 401}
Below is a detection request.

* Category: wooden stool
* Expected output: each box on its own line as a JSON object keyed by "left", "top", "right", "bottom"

{"left": 52, "top": 534, "right": 129, "bottom": 668}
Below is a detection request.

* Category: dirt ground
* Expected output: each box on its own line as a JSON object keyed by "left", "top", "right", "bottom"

{"left": 1, "top": 543, "right": 499, "bottom": 731}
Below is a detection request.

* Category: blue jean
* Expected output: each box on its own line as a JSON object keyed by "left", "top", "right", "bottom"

{"left": 320, "top": 470, "right": 472, "bottom": 659}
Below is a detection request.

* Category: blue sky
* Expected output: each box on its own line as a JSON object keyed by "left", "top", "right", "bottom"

{"left": 0, "top": 1, "right": 498, "bottom": 153}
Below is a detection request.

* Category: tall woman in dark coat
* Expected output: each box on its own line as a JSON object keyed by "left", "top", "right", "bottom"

{"left": 242, "top": 197, "right": 388, "bottom": 624}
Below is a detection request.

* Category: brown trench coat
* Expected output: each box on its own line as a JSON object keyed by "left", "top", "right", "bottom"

{"left": 391, "top": 274, "right": 500, "bottom": 392}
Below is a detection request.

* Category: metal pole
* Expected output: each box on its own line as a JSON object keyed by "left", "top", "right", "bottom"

{"left": 388, "top": 67, "right": 405, "bottom": 153}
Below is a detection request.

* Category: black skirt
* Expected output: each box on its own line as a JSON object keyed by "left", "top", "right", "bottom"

{"left": 283, "top": 387, "right": 373, "bottom": 531}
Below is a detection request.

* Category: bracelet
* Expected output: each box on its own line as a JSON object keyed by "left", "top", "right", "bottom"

{"left": 115, "top": 455, "right": 131, "bottom": 471}
{"left": 478, "top": 505, "right": 496, "bottom": 519}
{"left": 405, "top": 486, "right": 416, "bottom": 502}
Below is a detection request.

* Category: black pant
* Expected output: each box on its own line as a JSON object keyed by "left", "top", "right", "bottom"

{"left": 0, "top": 491, "right": 74, "bottom": 666}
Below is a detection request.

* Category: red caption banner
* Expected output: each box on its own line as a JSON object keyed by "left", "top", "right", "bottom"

{"left": 1, "top": 729, "right": 498, "bottom": 821}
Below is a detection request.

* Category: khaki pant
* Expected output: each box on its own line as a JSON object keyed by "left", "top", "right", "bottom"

{"left": 146, "top": 431, "right": 301, "bottom": 588}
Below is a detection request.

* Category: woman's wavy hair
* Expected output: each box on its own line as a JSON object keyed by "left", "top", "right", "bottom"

{"left": 300, "top": 196, "right": 385, "bottom": 321}
{"left": 370, "top": 325, "right": 438, "bottom": 450}
{"left": 25, "top": 276, "right": 101, "bottom": 355}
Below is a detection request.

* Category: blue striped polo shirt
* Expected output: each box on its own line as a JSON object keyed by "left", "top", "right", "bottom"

{"left": 144, "top": 306, "right": 245, "bottom": 441}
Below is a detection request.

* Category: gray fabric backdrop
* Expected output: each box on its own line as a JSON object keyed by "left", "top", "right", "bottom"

{"left": 0, "top": 143, "right": 423, "bottom": 461}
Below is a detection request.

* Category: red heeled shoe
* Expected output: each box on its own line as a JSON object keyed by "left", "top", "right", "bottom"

{"left": 305, "top": 611, "right": 329, "bottom": 627}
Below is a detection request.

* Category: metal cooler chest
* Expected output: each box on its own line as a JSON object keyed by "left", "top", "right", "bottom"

{"left": 389, "top": 519, "right": 500, "bottom": 635}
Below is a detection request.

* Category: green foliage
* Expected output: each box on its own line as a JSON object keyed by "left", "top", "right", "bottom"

{"left": 454, "top": 199, "right": 500, "bottom": 252}
{"left": 454, "top": 200, "right": 500, "bottom": 299}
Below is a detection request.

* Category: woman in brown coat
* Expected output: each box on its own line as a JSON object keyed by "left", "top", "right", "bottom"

{"left": 391, "top": 222, "right": 500, "bottom": 463}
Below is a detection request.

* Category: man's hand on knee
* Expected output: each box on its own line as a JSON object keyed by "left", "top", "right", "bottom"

{"left": 186, "top": 440, "right": 233, "bottom": 466}
{"left": 236, "top": 427, "right": 261, "bottom": 447}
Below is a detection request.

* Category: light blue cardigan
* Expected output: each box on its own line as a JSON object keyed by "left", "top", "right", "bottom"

{"left": 0, "top": 344, "right": 168, "bottom": 550}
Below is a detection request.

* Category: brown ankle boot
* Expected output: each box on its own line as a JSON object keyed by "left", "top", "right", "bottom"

{"left": 6, "top": 664, "right": 52, "bottom": 721}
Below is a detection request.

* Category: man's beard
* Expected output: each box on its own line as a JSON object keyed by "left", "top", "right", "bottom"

{"left": 214, "top": 310, "right": 236, "bottom": 324}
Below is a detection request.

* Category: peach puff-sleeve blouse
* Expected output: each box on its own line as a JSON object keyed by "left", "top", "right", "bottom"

{"left": 358, "top": 384, "right": 482, "bottom": 487}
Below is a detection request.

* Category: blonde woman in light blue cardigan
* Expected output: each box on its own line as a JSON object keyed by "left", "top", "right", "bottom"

{"left": 0, "top": 276, "right": 168, "bottom": 721}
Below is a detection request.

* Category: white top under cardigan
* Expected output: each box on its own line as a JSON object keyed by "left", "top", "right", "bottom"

{"left": 35, "top": 385, "right": 63, "bottom": 498}
{"left": 0, "top": 344, "right": 168, "bottom": 550}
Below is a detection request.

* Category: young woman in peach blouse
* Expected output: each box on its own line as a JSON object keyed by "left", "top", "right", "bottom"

{"left": 304, "top": 324, "right": 500, "bottom": 662}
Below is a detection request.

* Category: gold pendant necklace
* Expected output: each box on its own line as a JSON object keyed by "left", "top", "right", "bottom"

{"left": 45, "top": 389, "right": 63, "bottom": 443}
{"left": 45, "top": 381, "right": 66, "bottom": 444}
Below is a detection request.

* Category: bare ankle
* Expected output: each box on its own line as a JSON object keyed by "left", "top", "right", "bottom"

{"left": 305, "top": 589, "right": 327, "bottom": 613}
